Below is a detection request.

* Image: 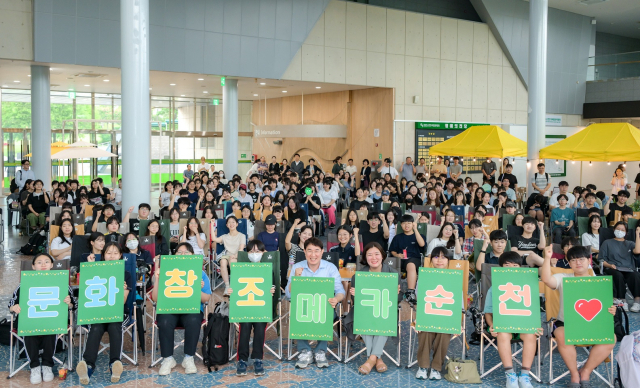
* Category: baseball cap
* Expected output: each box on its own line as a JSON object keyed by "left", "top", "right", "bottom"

{"left": 506, "top": 201, "right": 516, "bottom": 208}
{"left": 239, "top": 184, "right": 247, "bottom": 190}
{"left": 382, "top": 190, "right": 390, "bottom": 196}
{"left": 265, "top": 214, "right": 277, "bottom": 225}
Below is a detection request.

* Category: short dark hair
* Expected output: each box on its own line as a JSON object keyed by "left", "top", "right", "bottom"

{"left": 557, "top": 194, "right": 568, "bottom": 201}
{"left": 561, "top": 236, "right": 579, "bottom": 249}
{"left": 489, "top": 229, "right": 508, "bottom": 241}
{"left": 618, "top": 190, "right": 630, "bottom": 198}
{"left": 360, "top": 242, "right": 387, "bottom": 266}
{"left": 614, "top": 221, "right": 628, "bottom": 232}
{"left": 304, "top": 237, "right": 324, "bottom": 250}
{"left": 537, "top": 163, "right": 545, "bottom": 168}
{"left": 499, "top": 251, "right": 523, "bottom": 266}
{"left": 21, "top": 159, "right": 30, "bottom": 166}
{"left": 400, "top": 214, "right": 415, "bottom": 224}
{"left": 139, "top": 203, "right": 151, "bottom": 210}
{"left": 522, "top": 216, "right": 536, "bottom": 226}
{"left": 469, "top": 219, "right": 482, "bottom": 229}
{"left": 566, "top": 246, "right": 591, "bottom": 261}
{"left": 175, "top": 242, "right": 195, "bottom": 254}
{"left": 294, "top": 153, "right": 300, "bottom": 157}
{"left": 247, "top": 239, "right": 266, "bottom": 252}
{"left": 559, "top": 181, "right": 569, "bottom": 187}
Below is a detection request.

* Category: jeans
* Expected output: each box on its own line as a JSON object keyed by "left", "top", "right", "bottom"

{"left": 297, "top": 340, "right": 328, "bottom": 353}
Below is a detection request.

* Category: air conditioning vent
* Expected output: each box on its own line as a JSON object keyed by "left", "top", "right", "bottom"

{"left": 579, "top": 0, "right": 608, "bottom": 5}
{"left": 74, "top": 73, "right": 107, "bottom": 78}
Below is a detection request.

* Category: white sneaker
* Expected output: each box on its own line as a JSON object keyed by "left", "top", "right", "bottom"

{"left": 415, "top": 367, "right": 428, "bottom": 380}
{"left": 159, "top": 356, "right": 177, "bottom": 376}
{"left": 30, "top": 366, "right": 42, "bottom": 384}
{"left": 315, "top": 350, "right": 328, "bottom": 368}
{"left": 296, "top": 350, "right": 313, "bottom": 369}
{"left": 429, "top": 369, "right": 442, "bottom": 380}
{"left": 630, "top": 303, "right": 640, "bottom": 313}
{"left": 182, "top": 356, "right": 197, "bottom": 374}
{"left": 42, "top": 366, "right": 54, "bottom": 382}
{"left": 623, "top": 301, "right": 629, "bottom": 312}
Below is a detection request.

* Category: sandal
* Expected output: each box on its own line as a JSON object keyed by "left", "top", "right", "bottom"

{"left": 579, "top": 381, "right": 592, "bottom": 388}
{"left": 375, "top": 358, "right": 388, "bottom": 373}
{"left": 358, "top": 359, "right": 376, "bottom": 375}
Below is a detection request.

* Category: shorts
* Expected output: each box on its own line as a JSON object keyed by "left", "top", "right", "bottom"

{"left": 401, "top": 257, "right": 422, "bottom": 273}
{"left": 551, "top": 320, "right": 564, "bottom": 338}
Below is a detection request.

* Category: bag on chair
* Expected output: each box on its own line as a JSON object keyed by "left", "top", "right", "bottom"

{"left": 444, "top": 358, "right": 482, "bottom": 384}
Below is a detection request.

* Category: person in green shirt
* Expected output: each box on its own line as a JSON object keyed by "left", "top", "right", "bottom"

{"left": 550, "top": 194, "right": 575, "bottom": 244}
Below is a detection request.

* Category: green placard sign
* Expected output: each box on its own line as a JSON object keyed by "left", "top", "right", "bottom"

{"left": 289, "top": 276, "right": 334, "bottom": 340}
{"left": 491, "top": 268, "right": 540, "bottom": 334}
{"left": 77, "top": 261, "right": 125, "bottom": 325}
{"left": 229, "top": 263, "right": 272, "bottom": 323}
{"left": 354, "top": 272, "right": 398, "bottom": 336}
{"left": 415, "top": 122, "right": 489, "bottom": 130}
{"left": 156, "top": 256, "right": 203, "bottom": 314}
{"left": 18, "top": 270, "right": 69, "bottom": 336}
{"left": 416, "top": 268, "right": 463, "bottom": 334}
{"left": 563, "top": 276, "right": 615, "bottom": 345}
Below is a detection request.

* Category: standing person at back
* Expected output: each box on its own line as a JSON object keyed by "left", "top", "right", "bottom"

{"left": 377, "top": 158, "right": 399, "bottom": 180}
{"left": 481, "top": 157, "right": 497, "bottom": 185}
{"left": 430, "top": 157, "right": 447, "bottom": 177}
{"left": 290, "top": 153, "right": 305, "bottom": 176}
{"left": 449, "top": 157, "right": 463, "bottom": 180}
{"left": 183, "top": 164, "right": 194, "bottom": 183}
{"left": 15, "top": 159, "right": 36, "bottom": 191}
{"left": 401, "top": 157, "right": 416, "bottom": 181}
{"left": 197, "top": 156, "right": 209, "bottom": 173}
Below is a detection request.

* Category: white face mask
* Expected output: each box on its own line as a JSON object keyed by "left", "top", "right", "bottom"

{"left": 248, "top": 252, "right": 262, "bottom": 263}
{"left": 614, "top": 230, "right": 626, "bottom": 239}
{"left": 126, "top": 239, "right": 139, "bottom": 249}
{"left": 492, "top": 188, "right": 498, "bottom": 194}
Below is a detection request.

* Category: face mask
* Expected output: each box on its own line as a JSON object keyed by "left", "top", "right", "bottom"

{"left": 220, "top": 173, "right": 225, "bottom": 178}
{"left": 126, "top": 239, "right": 139, "bottom": 249}
{"left": 614, "top": 230, "right": 626, "bottom": 239}
{"left": 248, "top": 252, "right": 262, "bottom": 263}
{"left": 492, "top": 188, "right": 498, "bottom": 194}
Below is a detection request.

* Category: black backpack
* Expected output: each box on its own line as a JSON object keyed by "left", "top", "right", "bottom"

{"left": 614, "top": 305, "right": 630, "bottom": 342}
{"left": 202, "top": 302, "right": 230, "bottom": 372}
{"left": 17, "top": 233, "right": 47, "bottom": 255}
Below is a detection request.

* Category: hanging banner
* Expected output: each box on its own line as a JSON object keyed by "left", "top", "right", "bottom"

{"left": 416, "top": 268, "right": 463, "bottom": 334}
{"left": 354, "top": 272, "right": 398, "bottom": 336}
{"left": 563, "top": 276, "right": 615, "bottom": 345}
{"left": 18, "top": 270, "right": 69, "bottom": 336}
{"left": 289, "top": 276, "right": 334, "bottom": 341}
{"left": 229, "top": 263, "right": 273, "bottom": 323}
{"left": 156, "top": 256, "right": 202, "bottom": 314}
{"left": 77, "top": 261, "right": 125, "bottom": 325}
{"left": 491, "top": 268, "right": 541, "bottom": 334}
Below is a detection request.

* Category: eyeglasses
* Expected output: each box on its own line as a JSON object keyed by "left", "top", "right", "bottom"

{"left": 568, "top": 257, "right": 588, "bottom": 263}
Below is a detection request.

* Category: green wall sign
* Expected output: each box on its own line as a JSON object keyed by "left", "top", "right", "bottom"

{"left": 415, "top": 122, "right": 489, "bottom": 130}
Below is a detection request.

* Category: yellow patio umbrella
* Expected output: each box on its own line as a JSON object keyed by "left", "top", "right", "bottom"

{"left": 428, "top": 125, "right": 527, "bottom": 158}
{"left": 25, "top": 142, "right": 69, "bottom": 157}
{"left": 539, "top": 123, "right": 640, "bottom": 161}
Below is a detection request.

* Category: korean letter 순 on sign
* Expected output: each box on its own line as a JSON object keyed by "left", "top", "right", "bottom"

{"left": 156, "top": 256, "right": 203, "bottom": 314}
{"left": 229, "top": 263, "right": 272, "bottom": 323}
{"left": 491, "top": 267, "right": 541, "bottom": 334}
{"left": 77, "top": 261, "right": 125, "bottom": 325}
{"left": 416, "top": 268, "right": 463, "bottom": 334}
{"left": 18, "top": 271, "right": 70, "bottom": 336}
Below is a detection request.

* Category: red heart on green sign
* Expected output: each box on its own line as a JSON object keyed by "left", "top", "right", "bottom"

{"left": 574, "top": 299, "right": 602, "bottom": 322}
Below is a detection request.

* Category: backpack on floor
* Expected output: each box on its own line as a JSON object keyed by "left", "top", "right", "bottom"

{"left": 202, "top": 301, "right": 230, "bottom": 372}
{"left": 17, "top": 233, "right": 47, "bottom": 255}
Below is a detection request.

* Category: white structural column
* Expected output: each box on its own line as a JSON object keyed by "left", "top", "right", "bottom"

{"left": 526, "top": 0, "right": 548, "bottom": 194}
{"left": 121, "top": 0, "right": 150, "bottom": 210}
{"left": 223, "top": 79, "right": 239, "bottom": 176}
{"left": 31, "top": 65, "right": 52, "bottom": 188}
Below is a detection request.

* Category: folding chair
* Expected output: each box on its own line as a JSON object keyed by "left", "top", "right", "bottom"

{"left": 139, "top": 219, "right": 171, "bottom": 245}
{"left": 77, "top": 253, "right": 139, "bottom": 366}
{"left": 544, "top": 267, "right": 613, "bottom": 386}
{"left": 8, "top": 267, "right": 74, "bottom": 379}
{"left": 286, "top": 299, "right": 343, "bottom": 362}
{"left": 478, "top": 263, "right": 541, "bottom": 382}
{"left": 345, "top": 305, "right": 402, "bottom": 367}
{"left": 326, "top": 230, "right": 339, "bottom": 251}
{"left": 407, "top": 258, "right": 469, "bottom": 367}
{"left": 70, "top": 235, "right": 91, "bottom": 269}
{"left": 229, "top": 251, "right": 283, "bottom": 360}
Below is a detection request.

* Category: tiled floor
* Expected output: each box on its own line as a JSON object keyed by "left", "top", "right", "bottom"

{"left": 0, "top": 202, "right": 634, "bottom": 387}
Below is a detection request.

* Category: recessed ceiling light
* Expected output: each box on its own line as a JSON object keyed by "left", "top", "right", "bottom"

{"left": 180, "top": 94, "right": 185, "bottom": 97}
{"left": 84, "top": 84, "right": 90, "bottom": 87}
{"left": 68, "top": 88, "right": 74, "bottom": 91}
{"left": 149, "top": 87, "right": 152, "bottom": 90}
{"left": 253, "top": 94, "right": 258, "bottom": 97}
{"left": 260, "top": 82, "right": 266, "bottom": 85}
{"left": 28, "top": 75, "right": 31, "bottom": 77}
{"left": 103, "top": 79, "right": 109, "bottom": 82}
{"left": 203, "top": 91, "right": 208, "bottom": 94}
{"left": 315, "top": 86, "right": 321, "bottom": 89}
{"left": 198, "top": 78, "right": 204, "bottom": 81}
{"left": 282, "top": 90, "right": 287, "bottom": 93}
{"left": 1, "top": 85, "right": 7, "bottom": 88}
{"left": 13, "top": 80, "right": 20, "bottom": 83}
{"left": 170, "top": 83, "right": 176, "bottom": 86}
{"left": 49, "top": 67, "right": 53, "bottom": 70}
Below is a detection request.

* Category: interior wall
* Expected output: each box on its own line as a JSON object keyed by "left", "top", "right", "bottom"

{"left": 0, "top": 0, "right": 32, "bottom": 61}
{"left": 251, "top": 88, "right": 393, "bottom": 175}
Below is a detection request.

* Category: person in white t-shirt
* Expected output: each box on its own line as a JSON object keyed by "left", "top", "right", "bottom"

{"left": 111, "top": 179, "right": 122, "bottom": 206}
{"left": 319, "top": 179, "right": 338, "bottom": 228}
{"left": 377, "top": 158, "right": 399, "bottom": 180}
{"left": 549, "top": 181, "right": 576, "bottom": 210}
{"left": 197, "top": 156, "right": 210, "bottom": 173}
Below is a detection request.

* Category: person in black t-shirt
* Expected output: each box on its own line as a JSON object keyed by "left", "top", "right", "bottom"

{"left": 509, "top": 216, "right": 545, "bottom": 267}
{"left": 350, "top": 187, "right": 370, "bottom": 211}
{"left": 604, "top": 189, "right": 631, "bottom": 225}
{"left": 389, "top": 215, "right": 426, "bottom": 307}
{"left": 362, "top": 212, "right": 389, "bottom": 251}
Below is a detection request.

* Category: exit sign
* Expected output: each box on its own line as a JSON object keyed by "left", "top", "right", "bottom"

{"left": 212, "top": 99, "right": 219, "bottom": 105}
{"left": 241, "top": 153, "right": 246, "bottom": 158}
{"left": 414, "top": 122, "right": 489, "bottom": 130}
{"left": 220, "top": 77, "right": 225, "bottom": 86}
{"left": 68, "top": 91, "right": 76, "bottom": 99}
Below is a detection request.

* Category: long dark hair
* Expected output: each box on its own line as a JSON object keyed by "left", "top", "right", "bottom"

{"left": 344, "top": 209, "right": 359, "bottom": 227}
{"left": 436, "top": 222, "right": 457, "bottom": 249}
{"left": 58, "top": 219, "right": 75, "bottom": 246}
{"left": 145, "top": 219, "right": 164, "bottom": 243}
{"left": 186, "top": 216, "right": 204, "bottom": 237}
{"left": 588, "top": 214, "right": 601, "bottom": 236}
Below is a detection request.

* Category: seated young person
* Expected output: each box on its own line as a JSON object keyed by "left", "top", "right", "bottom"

{"left": 389, "top": 214, "right": 426, "bottom": 306}
{"left": 550, "top": 194, "right": 576, "bottom": 244}
{"left": 604, "top": 189, "right": 631, "bottom": 226}
{"left": 151, "top": 242, "right": 211, "bottom": 376}
{"left": 91, "top": 204, "right": 118, "bottom": 232}
{"left": 123, "top": 203, "right": 151, "bottom": 236}
{"left": 426, "top": 222, "right": 462, "bottom": 260}
{"left": 227, "top": 240, "right": 276, "bottom": 377}
{"left": 540, "top": 245, "right": 617, "bottom": 386}
{"left": 348, "top": 242, "right": 400, "bottom": 375}
{"left": 600, "top": 221, "right": 640, "bottom": 312}
{"left": 416, "top": 246, "right": 457, "bottom": 381}
{"left": 81, "top": 232, "right": 107, "bottom": 266}
{"left": 475, "top": 230, "right": 508, "bottom": 271}
{"left": 146, "top": 219, "right": 170, "bottom": 261}
{"left": 509, "top": 216, "right": 545, "bottom": 267}
{"left": 256, "top": 214, "right": 280, "bottom": 252}
{"left": 103, "top": 216, "right": 124, "bottom": 244}
{"left": 463, "top": 219, "right": 484, "bottom": 256}
{"left": 330, "top": 225, "right": 361, "bottom": 303}
{"left": 8, "top": 253, "right": 76, "bottom": 384}
{"left": 484, "top": 252, "right": 542, "bottom": 388}
{"left": 210, "top": 216, "right": 246, "bottom": 295}
{"left": 361, "top": 212, "right": 389, "bottom": 251}
{"left": 180, "top": 217, "right": 207, "bottom": 256}
{"left": 76, "top": 242, "right": 132, "bottom": 385}
{"left": 26, "top": 179, "right": 50, "bottom": 231}
{"left": 286, "top": 237, "right": 345, "bottom": 369}
{"left": 168, "top": 208, "right": 181, "bottom": 253}
{"left": 550, "top": 237, "right": 578, "bottom": 269}
{"left": 498, "top": 201, "right": 517, "bottom": 229}
{"left": 122, "top": 232, "right": 153, "bottom": 265}
{"left": 271, "top": 206, "right": 291, "bottom": 231}
{"left": 581, "top": 214, "right": 601, "bottom": 255}
{"left": 51, "top": 219, "right": 75, "bottom": 261}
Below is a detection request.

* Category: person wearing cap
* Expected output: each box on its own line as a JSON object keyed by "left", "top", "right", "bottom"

{"left": 502, "top": 177, "right": 516, "bottom": 201}
{"left": 604, "top": 189, "right": 632, "bottom": 226}
{"left": 377, "top": 189, "right": 392, "bottom": 211}
{"left": 237, "top": 184, "right": 253, "bottom": 206}
{"left": 377, "top": 158, "right": 399, "bottom": 180}
{"left": 257, "top": 214, "right": 280, "bottom": 252}
{"left": 388, "top": 214, "right": 426, "bottom": 307}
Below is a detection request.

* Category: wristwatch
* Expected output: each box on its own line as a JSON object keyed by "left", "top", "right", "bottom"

{"left": 480, "top": 250, "right": 487, "bottom": 254}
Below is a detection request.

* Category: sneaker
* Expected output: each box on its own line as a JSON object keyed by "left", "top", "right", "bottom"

{"left": 404, "top": 290, "right": 417, "bottom": 307}
{"left": 236, "top": 360, "right": 247, "bottom": 376}
{"left": 254, "top": 359, "right": 265, "bottom": 376}
{"left": 415, "top": 367, "right": 428, "bottom": 380}
{"left": 182, "top": 356, "right": 197, "bottom": 374}
{"left": 42, "top": 366, "right": 54, "bottom": 382}
{"left": 110, "top": 360, "right": 123, "bottom": 383}
{"left": 429, "top": 369, "right": 442, "bottom": 380}
{"left": 76, "top": 361, "right": 94, "bottom": 385}
{"left": 296, "top": 350, "right": 313, "bottom": 369}
{"left": 315, "top": 350, "right": 329, "bottom": 368}
{"left": 518, "top": 373, "right": 534, "bottom": 388}
{"left": 630, "top": 303, "right": 640, "bottom": 313}
{"left": 622, "top": 301, "right": 629, "bottom": 312}
{"left": 158, "top": 356, "right": 177, "bottom": 376}
{"left": 506, "top": 371, "right": 519, "bottom": 388}
{"left": 30, "top": 366, "right": 42, "bottom": 385}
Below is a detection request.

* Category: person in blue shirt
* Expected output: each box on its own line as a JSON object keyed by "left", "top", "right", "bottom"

{"left": 257, "top": 214, "right": 279, "bottom": 252}
{"left": 550, "top": 194, "right": 576, "bottom": 244}
{"left": 286, "top": 237, "right": 345, "bottom": 369}
{"left": 151, "top": 242, "right": 211, "bottom": 376}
